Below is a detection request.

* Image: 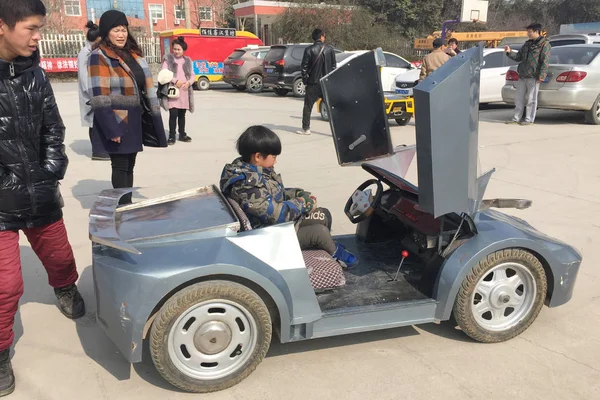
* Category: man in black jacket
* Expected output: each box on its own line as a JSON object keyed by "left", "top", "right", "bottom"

{"left": 298, "top": 28, "right": 336, "bottom": 135}
{"left": 0, "top": 1, "right": 85, "bottom": 396}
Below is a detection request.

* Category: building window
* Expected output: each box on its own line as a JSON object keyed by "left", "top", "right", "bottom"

{"left": 199, "top": 7, "right": 212, "bottom": 21}
{"left": 174, "top": 5, "right": 185, "bottom": 20}
{"left": 149, "top": 4, "right": 164, "bottom": 20}
{"left": 65, "top": 0, "right": 81, "bottom": 16}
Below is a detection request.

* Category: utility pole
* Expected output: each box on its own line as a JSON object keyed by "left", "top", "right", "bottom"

{"left": 183, "top": 0, "right": 192, "bottom": 29}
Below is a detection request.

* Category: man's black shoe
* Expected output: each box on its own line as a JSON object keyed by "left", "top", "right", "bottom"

{"left": 54, "top": 284, "right": 85, "bottom": 319}
{"left": 0, "top": 350, "right": 15, "bottom": 397}
{"left": 91, "top": 153, "right": 110, "bottom": 161}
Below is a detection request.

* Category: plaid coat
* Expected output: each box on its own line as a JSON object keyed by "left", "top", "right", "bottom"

{"left": 507, "top": 36, "right": 551, "bottom": 81}
{"left": 88, "top": 45, "right": 167, "bottom": 154}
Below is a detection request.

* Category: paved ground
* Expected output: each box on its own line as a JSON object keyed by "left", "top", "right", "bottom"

{"left": 7, "top": 82, "right": 600, "bottom": 400}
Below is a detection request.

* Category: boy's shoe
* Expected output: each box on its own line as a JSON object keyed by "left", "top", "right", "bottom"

{"left": 54, "top": 284, "right": 85, "bottom": 319}
{"left": 178, "top": 134, "right": 192, "bottom": 143}
{"left": 333, "top": 243, "right": 359, "bottom": 269}
{"left": 296, "top": 129, "right": 311, "bottom": 136}
{"left": 168, "top": 134, "right": 176, "bottom": 145}
{"left": 0, "top": 350, "right": 15, "bottom": 397}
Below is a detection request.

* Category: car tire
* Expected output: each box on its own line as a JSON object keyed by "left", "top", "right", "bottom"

{"left": 194, "top": 77, "right": 210, "bottom": 91}
{"left": 246, "top": 74, "right": 263, "bottom": 93}
{"left": 293, "top": 79, "right": 305, "bottom": 97}
{"left": 395, "top": 117, "right": 411, "bottom": 126}
{"left": 320, "top": 101, "right": 330, "bottom": 121}
{"left": 273, "top": 88, "right": 289, "bottom": 97}
{"left": 150, "top": 280, "right": 272, "bottom": 393}
{"left": 584, "top": 95, "right": 600, "bottom": 125}
{"left": 452, "top": 248, "right": 547, "bottom": 343}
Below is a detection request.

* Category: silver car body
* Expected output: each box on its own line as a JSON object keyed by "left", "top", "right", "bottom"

{"left": 90, "top": 46, "right": 582, "bottom": 366}
{"left": 502, "top": 44, "right": 600, "bottom": 111}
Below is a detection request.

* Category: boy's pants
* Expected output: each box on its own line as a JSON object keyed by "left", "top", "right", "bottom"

{"left": 512, "top": 78, "right": 540, "bottom": 123}
{"left": 0, "top": 219, "right": 79, "bottom": 351}
{"left": 297, "top": 208, "right": 337, "bottom": 254}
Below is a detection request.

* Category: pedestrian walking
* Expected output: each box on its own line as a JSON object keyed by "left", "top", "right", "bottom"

{"left": 0, "top": 1, "right": 85, "bottom": 396}
{"left": 419, "top": 38, "right": 451, "bottom": 81}
{"left": 77, "top": 20, "right": 109, "bottom": 160}
{"left": 505, "top": 23, "right": 551, "bottom": 126}
{"left": 88, "top": 10, "right": 168, "bottom": 205}
{"left": 297, "top": 28, "right": 336, "bottom": 136}
{"left": 160, "top": 36, "right": 195, "bottom": 145}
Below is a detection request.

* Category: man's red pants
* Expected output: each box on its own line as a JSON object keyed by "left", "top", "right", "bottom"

{"left": 0, "top": 219, "right": 79, "bottom": 351}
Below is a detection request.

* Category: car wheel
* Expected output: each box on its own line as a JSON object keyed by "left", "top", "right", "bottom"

{"left": 293, "top": 79, "right": 305, "bottom": 97}
{"left": 395, "top": 117, "right": 411, "bottom": 126}
{"left": 584, "top": 95, "right": 600, "bottom": 125}
{"left": 150, "top": 281, "right": 272, "bottom": 393}
{"left": 194, "top": 77, "right": 210, "bottom": 91}
{"left": 246, "top": 74, "right": 263, "bottom": 93}
{"left": 452, "top": 249, "right": 547, "bottom": 343}
{"left": 273, "top": 88, "right": 289, "bottom": 97}
{"left": 320, "top": 101, "right": 330, "bottom": 121}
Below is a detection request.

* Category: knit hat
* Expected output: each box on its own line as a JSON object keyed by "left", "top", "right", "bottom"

{"left": 99, "top": 10, "right": 129, "bottom": 38}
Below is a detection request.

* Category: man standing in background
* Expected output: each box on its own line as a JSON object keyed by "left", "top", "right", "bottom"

{"left": 419, "top": 38, "right": 450, "bottom": 81}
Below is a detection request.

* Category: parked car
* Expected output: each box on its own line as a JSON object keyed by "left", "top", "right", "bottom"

{"left": 395, "top": 47, "right": 521, "bottom": 104}
{"left": 502, "top": 44, "right": 600, "bottom": 124}
{"left": 548, "top": 33, "right": 600, "bottom": 47}
{"left": 223, "top": 45, "right": 271, "bottom": 93}
{"left": 262, "top": 43, "right": 343, "bottom": 97}
{"left": 89, "top": 48, "right": 581, "bottom": 394}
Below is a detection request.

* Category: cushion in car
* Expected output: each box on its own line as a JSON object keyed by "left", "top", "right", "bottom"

{"left": 227, "top": 198, "right": 253, "bottom": 231}
{"left": 302, "top": 250, "right": 346, "bottom": 289}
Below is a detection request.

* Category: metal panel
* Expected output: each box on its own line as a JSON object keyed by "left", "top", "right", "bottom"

{"left": 413, "top": 45, "right": 483, "bottom": 218}
{"left": 321, "top": 50, "right": 394, "bottom": 165}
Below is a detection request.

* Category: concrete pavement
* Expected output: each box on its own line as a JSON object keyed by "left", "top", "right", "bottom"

{"left": 7, "top": 83, "right": 600, "bottom": 400}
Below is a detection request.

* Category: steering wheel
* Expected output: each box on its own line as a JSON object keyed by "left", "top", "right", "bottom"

{"left": 344, "top": 179, "right": 384, "bottom": 224}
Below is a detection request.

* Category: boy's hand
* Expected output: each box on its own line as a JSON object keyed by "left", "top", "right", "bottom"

{"left": 302, "top": 196, "right": 316, "bottom": 213}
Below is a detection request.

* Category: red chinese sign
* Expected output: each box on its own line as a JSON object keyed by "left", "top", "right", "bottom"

{"left": 40, "top": 58, "right": 79, "bottom": 72}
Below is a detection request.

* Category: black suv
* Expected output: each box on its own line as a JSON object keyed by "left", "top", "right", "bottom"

{"left": 262, "top": 44, "right": 342, "bottom": 97}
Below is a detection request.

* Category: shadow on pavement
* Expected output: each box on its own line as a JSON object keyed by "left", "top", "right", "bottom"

{"left": 69, "top": 139, "right": 94, "bottom": 158}
{"left": 416, "top": 321, "right": 476, "bottom": 343}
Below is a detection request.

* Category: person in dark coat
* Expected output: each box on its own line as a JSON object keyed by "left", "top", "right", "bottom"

{"left": 297, "top": 28, "right": 336, "bottom": 135}
{"left": 0, "top": 0, "right": 85, "bottom": 396}
{"left": 88, "top": 10, "right": 168, "bottom": 205}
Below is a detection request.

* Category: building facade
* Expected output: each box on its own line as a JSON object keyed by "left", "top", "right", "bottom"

{"left": 45, "top": 0, "right": 226, "bottom": 35}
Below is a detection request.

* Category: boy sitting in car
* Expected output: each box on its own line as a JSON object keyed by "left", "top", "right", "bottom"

{"left": 220, "top": 125, "right": 358, "bottom": 268}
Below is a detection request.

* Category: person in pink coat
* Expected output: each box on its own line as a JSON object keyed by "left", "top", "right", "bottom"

{"left": 160, "top": 37, "right": 196, "bottom": 145}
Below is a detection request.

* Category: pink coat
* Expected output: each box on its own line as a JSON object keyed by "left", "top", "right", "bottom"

{"left": 161, "top": 54, "right": 196, "bottom": 111}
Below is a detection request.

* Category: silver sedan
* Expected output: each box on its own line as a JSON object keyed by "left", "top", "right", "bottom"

{"left": 501, "top": 44, "right": 600, "bottom": 124}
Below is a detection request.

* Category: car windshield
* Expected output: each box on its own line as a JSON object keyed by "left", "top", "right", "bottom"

{"left": 549, "top": 47, "right": 600, "bottom": 65}
{"left": 227, "top": 50, "right": 245, "bottom": 60}
{"left": 265, "top": 47, "right": 286, "bottom": 62}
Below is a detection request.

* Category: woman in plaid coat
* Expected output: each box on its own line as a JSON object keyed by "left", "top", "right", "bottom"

{"left": 88, "top": 10, "right": 167, "bottom": 204}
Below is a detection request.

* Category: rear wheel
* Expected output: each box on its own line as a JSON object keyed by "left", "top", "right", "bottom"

{"left": 584, "top": 95, "right": 600, "bottom": 125}
{"left": 246, "top": 74, "right": 263, "bottom": 93}
{"left": 395, "top": 117, "right": 411, "bottom": 126}
{"left": 150, "top": 281, "right": 272, "bottom": 393}
{"left": 293, "top": 79, "right": 305, "bottom": 97}
{"left": 320, "top": 101, "right": 330, "bottom": 121}
{"left": 274, "top": 88, "right": 289, "bottom": 97}
{"left": 194, "top": 77, "right": 210, "bottom": 91}
{"left": 453, "top": 249, "right": 547, "bottom": 343}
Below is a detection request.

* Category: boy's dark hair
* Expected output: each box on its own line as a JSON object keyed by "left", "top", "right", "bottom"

{"left": 172, "top": 36, "right": 188, "bottom": 51}
{"left": 312, "top": 28, "right": 324, "bottom": 42}
{"left": 236, "top": 125, "right": 282, "bottom": 163}
{"left": 85, "top": 21, "right": 100, "bottom": 42}
{"left": 448, "top": 38, "right": 459, "bottom": 45}
{"left": 526, "top": 23, "right": 543, "bottom": 33}
{"left": 0, "top": 0, "right": 46, "bottom": 29}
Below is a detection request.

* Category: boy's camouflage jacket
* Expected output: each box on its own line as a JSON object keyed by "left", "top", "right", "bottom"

{"left": 220, "top": 157, "right": 311, "bottom": 229}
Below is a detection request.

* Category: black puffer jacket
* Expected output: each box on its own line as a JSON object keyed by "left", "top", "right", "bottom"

{"left": 301, "top": 40, "right": 336, "bottom": 85}
{"left": 0, "top": 51, "right": 67, "bottom": 231}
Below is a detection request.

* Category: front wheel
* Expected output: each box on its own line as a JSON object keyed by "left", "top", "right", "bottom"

{"left": 194, "top": 77, "right": 210, "bottom": 91}
{"left": 395, "top": 117, "right": 411, "bottom": 126}
{"left": 293, "top": 79, "right": 306, "bottom": 97}
{"left": 452, "top": 249, "right": 547, "bottom": 343}
{"left": 150, "top": 281, "right": 272, "bottom": 393}
{"left": 584, "top": 95, "right": 600, "bottom": 125}
{"left": 320, "top": 101, "right": 330, "bottom": 121}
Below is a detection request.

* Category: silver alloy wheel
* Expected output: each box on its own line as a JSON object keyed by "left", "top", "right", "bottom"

{"left": 321, "top": 103, "right": 329, "bottom": 120}
{"left": 198, "top": 78, "right": 210, "bottom": 90}
{"left": 168, "top": 299, "right": 258, "bottom": 381}
{"left": 248, "top": 75, "right": 262, "bottom": 91}
{"left": 295, "top": 80, "right": 305, "bottom": 96}
{"left": 471, "top": 262, "right": 536, "bottom": 332}
{"left": 596, "top": 100, "right": 600, "bottom": 119}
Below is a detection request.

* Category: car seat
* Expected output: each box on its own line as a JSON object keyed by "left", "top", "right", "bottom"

{"left": 226, "top": 197, "right": 346, "bottom": 290}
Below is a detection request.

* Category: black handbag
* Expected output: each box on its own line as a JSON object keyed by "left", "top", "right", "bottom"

{"left": 139, "top": 89, "right": 160, "bottom": 147}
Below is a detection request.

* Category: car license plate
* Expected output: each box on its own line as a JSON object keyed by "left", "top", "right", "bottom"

{"left": 396, "top": 89, "right": 410, "bottom": 95}
{"left": 393, "top": 107, "right": 402, "bottom": 113}
{"left": 265, "top": 67, "right": 274, "bottom": 73}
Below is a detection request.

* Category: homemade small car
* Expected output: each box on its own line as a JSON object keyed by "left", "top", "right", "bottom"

{"left": 89, "top": 46, "right": 582, "bottom": 394}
